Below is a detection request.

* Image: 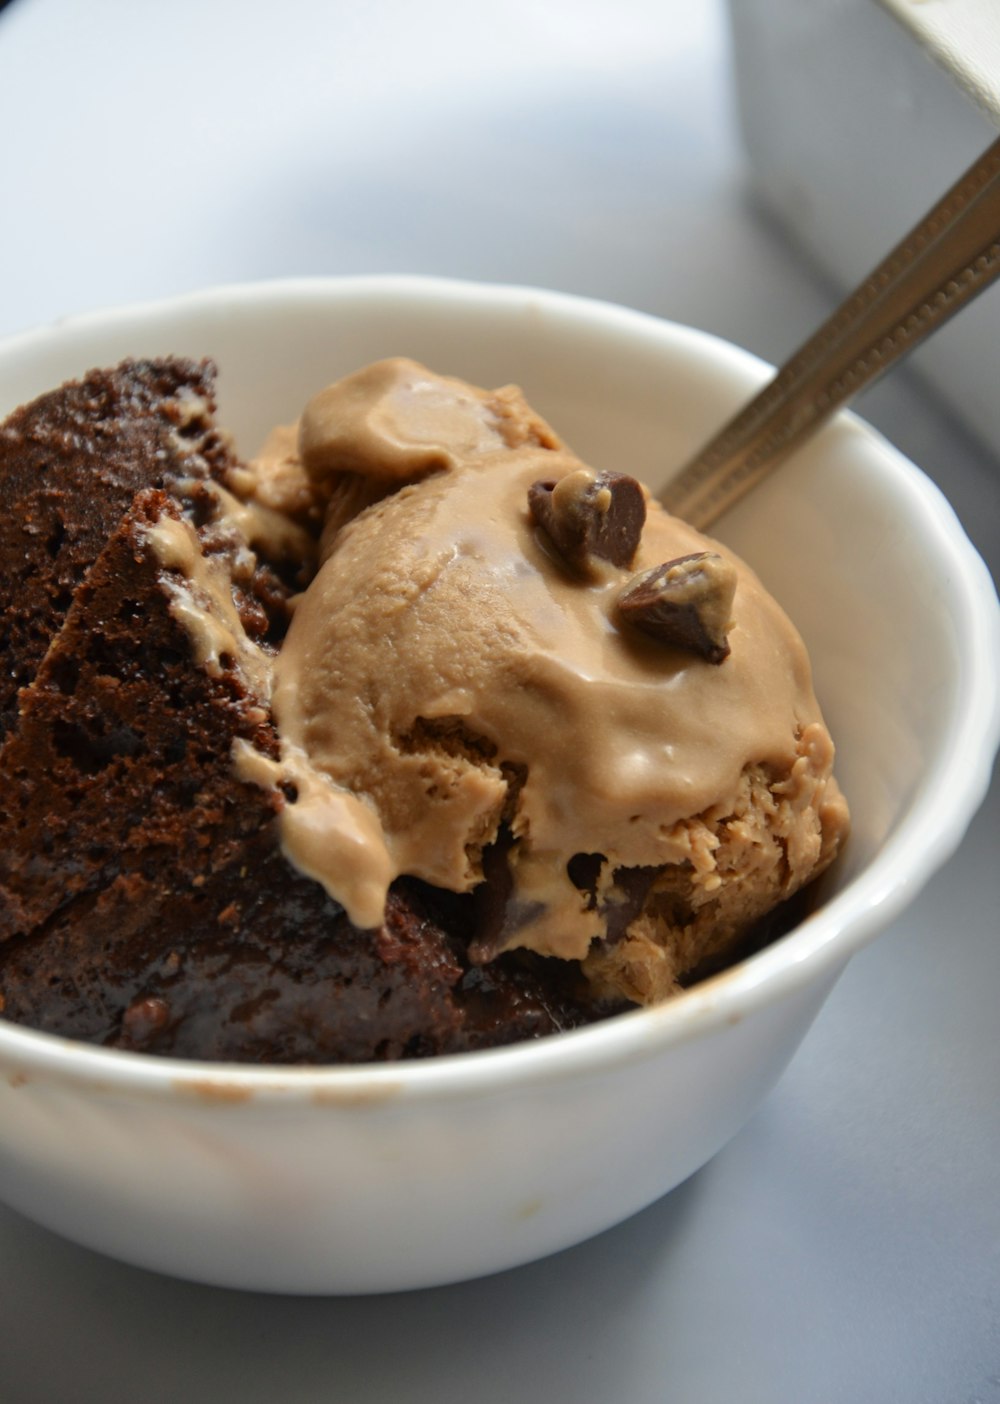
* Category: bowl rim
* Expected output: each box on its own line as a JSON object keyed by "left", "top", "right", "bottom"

{"left": 0, "top": 273, "right": 997, "bottom": 1104}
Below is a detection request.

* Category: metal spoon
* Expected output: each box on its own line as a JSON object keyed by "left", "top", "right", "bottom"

{"left": 661, "top": 135, "right": 1000, "bottom": 530}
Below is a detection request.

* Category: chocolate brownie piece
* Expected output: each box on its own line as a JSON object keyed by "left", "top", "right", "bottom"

{"left": 0, "top": 359, "right": 233, "bottom": 739}
{"left": 0, "top": 866, "right": 603, "bottom": 1062}
{"left": 0, "top": 488, "right": 279, "bottom": 942}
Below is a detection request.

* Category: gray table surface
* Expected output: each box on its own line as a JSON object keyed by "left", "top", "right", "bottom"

{"left": 0, "top": 2, "right": 997, "bottom": 1400}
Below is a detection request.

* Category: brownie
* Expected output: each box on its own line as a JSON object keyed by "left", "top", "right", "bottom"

{"left": 0, "top": 360, "right": 617, "bottom": 1061}
{"left": 0, "top": 360, "right": 226, "bottom": 738}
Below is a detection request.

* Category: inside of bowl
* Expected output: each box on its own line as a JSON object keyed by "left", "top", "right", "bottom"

{"left": 716, "top": 415, "right": 977, "bottom": 890}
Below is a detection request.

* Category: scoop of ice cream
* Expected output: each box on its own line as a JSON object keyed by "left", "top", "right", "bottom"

{"left": 259, "top": 359, "right": 848, "bottom": 998}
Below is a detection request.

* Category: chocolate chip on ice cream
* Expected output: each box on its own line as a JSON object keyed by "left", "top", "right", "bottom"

{"left": 527, "top": 469, "right": 646, "bottom": 574}
{"left": 617, "top": 550, "right": 738, "bottom": 663}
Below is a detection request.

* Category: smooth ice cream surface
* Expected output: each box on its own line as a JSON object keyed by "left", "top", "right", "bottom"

{"left": 241, "top": 359, "right": 848, "bottom": 1004}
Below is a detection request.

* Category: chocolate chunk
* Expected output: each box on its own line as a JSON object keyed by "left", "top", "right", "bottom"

{"left": 468, "top": 829, "right": 545, "bottom": 964}
{"left": 120, "top": 994, "right": 172, "bottom": 1048}
{"left": 528, "top": 469, "right": 646, "bottom": 574}
{"left": 617, "top": 551, "right": 737, "bottom": 663}
{"left": 566, "top": 853, "right": 661, "bottom": 943}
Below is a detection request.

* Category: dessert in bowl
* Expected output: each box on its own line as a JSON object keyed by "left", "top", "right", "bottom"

{"left": 0, "top": 276, "right": 996, "bottom": 1293}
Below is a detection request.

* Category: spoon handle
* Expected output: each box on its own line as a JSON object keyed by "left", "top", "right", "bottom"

{"left": 661, "top": 135, "right": 1000, "bottom": 530}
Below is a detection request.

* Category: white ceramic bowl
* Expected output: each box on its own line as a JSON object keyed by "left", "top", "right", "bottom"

{"left": 0, "top": 277, "right": 997, "bottom": 1295}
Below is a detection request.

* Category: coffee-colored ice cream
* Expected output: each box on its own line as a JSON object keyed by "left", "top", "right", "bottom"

{"left": 242, "top": 359, "right": 848, "bottom": 1005}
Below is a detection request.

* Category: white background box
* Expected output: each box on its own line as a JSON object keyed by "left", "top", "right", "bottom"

{"left": 729, "top": 0, "right": 1000, "bottom": 452}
